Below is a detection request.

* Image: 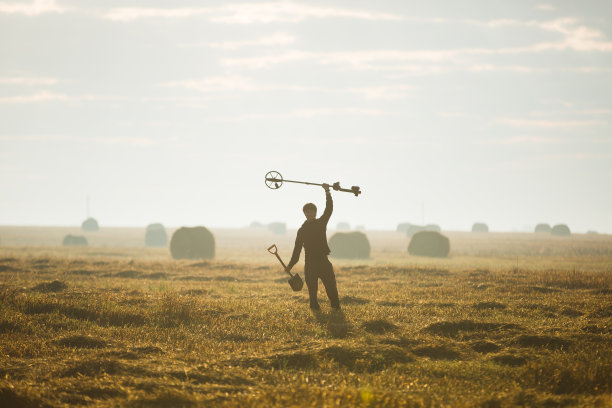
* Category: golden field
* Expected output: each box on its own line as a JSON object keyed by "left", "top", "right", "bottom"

{"left": 0, "top": 227, "right": 610, "bottom": 407}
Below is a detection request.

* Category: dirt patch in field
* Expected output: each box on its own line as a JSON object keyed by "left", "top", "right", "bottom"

{"left": 379, "top": 337, "right": 421, "bottom": 348}
{"left": 0, "top": 320, "right": 20, "bottom": 334}
{"left": 492, "top": 354, "right": 528, "bottom": 366}
{"left": 0, "top": 264, "right": 19, "bottom": 272}
{"left": 31, "top": 280, "right": 67, "bottom": 293}
{"left": 70, "top": 269, "right": 97, "bottom": 276}
{"left": 139, "top": 272, "right": 168, "bottom": 280}
{"left": 114, "top": 270, "right": 142, "bottom": 278}
{"left": 470, "top": 340, "right": 501, "bottom": 353}
{"left": 56, "top": 335, "right": 108, "bottom": 349}
{"left": 361, "top": 319, "right": 398, "bottom": 334}
{"left": 60, "top": 359, "right": 146, "bottom": 378}
{"left": 473, "top": 301, "right": 507, "bottom": 310}
{"left": 341, "top": 295, "right": 370, "bottom": 305}
{"left": 515, "top": 335, "right": 573, "bottom": 350}
{"left": 423, "top": 320, "right": 522, "bottom": 337}
{"left": 321, "top": 344, "right": 413, "bottom": 372}
{"left": 233, "top": 351, "right": 319, "bottom": 370}
{"left": 412, "top": 344, "right": 462, "bottom": 360}
{"left": 559, "top": 307, "right": 583, "bottom": 317}
{"left": 0, "top": 387, "right": 51, "bottom": 408}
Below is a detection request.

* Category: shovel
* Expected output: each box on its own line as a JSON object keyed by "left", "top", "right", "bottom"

{"left": 267, "top": 244, "right": 303, "bottom": 291}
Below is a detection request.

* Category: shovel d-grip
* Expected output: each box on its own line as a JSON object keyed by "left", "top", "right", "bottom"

{"left": 265, "top": 170, "right": 361, "bottom": 196}
{"left": 267, "top": 244, "right": 303, "bottom": 292}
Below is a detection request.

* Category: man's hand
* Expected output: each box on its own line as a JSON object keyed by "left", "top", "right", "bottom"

{"left": 322, "top": 183, "right": 330, "bottom": 192}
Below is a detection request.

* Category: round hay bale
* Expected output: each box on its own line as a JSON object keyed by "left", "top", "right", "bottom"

{"left": 408, "top": 231, "right": 450, "bottom": 258}
{"left": 396, "top": 223, "right": 410, "bottom": 232}
{"left": 586, "top": 230, "right": 598, "bottom": 235}
{"left": 336, "top": 222, "right": 351, "bottom": 231}
{"left": 329, "top": 231, "right": 371, "bottom": 259}
{"left": 267, "top": 222, "right": 286, "bottom": 235}
{"left": 472, "top": 223, "right": 489, "bottom": 233}
{"left": 535, "top": 223, "right": 551, "bottom": 233}
{"left": 145, "top": 223, "right": 167, "bottom": 247}
{"left": 81, "top": 217, "right": 99, "bottom": 232}
{"left": 63, "top": 234, "right": 88, "bottom": 246}
{"left": 170, "top": 226, "right": 215, "bottom": 260}
{"left": 403, "top": 224, "right": 441, "bottom": 238}
{"left": 249, "top": 221, "right": 265, "bottom": 229}
{"left": 551, "top": 224, "right": 571, "bottom": 237}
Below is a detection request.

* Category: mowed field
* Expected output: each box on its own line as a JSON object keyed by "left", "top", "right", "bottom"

{"left": 0, "top": 227, "right": 611, "bottom": 407}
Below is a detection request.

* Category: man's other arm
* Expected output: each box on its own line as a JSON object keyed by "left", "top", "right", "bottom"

{"left": 286, "top": 230, "right": 303, "bottom": 272}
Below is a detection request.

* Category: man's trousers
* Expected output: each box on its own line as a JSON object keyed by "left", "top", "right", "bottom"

{"left": 304, "top": 256, "right": 340, "bottom": 309}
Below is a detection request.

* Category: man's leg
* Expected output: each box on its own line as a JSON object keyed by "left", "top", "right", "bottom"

{"left": 319, "top": 258, "right": 340, "bottom": 309}
{"left": 304, "top": 264, "right": 320, "bottom": 309}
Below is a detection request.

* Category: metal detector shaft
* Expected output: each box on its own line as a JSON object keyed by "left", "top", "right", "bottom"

{"left": 265, "top": 177, "right": 324, "bottom": 187}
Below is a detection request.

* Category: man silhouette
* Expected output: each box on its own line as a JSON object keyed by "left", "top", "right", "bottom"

{"left": 285, "top": 183, "right": 340, "bottom": 310}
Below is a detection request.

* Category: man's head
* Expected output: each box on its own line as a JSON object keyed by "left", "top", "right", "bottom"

{"left": 303, "top": 203, "right": 317, "bottom": 221}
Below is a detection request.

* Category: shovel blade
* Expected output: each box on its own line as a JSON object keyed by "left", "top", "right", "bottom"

{"left": 288, "top": 273, "right": 303, "bottom": 292}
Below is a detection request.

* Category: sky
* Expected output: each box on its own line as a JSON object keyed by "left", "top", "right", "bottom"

{"left": 1, "top": 0, "right": 611, "bottom": 233}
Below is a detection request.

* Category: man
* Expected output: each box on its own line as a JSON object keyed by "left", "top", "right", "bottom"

{"left": 285, "top": 183, "right": 340, "bottom": 310}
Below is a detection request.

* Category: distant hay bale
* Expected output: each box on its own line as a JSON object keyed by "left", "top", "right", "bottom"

{"left": 336, "top": 222, "right": 351, "bottom": 231}
{"left": 81, "top": 217, "right": 99, "bottom": 232}
{"left": 249, "top": 221, "right": 265, "bottom": 228}
{"left": 472, "top": 223, "right": 489, "bottom": 233}
{"left": 355, "top": 225, "right": 366, "bottom": 231}
{"left": 329, "top": 231, "right": 371, "bottom": 259}
{"left": 586, "top": 230, "right": 598, "bottom": 235}
{"left": 267, "top": 222, "right": 286, "bottom": 235}
{"left": 408, "top": 231, "right": 450, "bottom": 258}
{"left": 535, "top": 223, "right": 551, "bottom": 233}
{"left": 62, "top": 234, "right": 88, "bottom": 246}
{"left": 396, "top": 223, "right": 410, "bottom": 232}
{"left": 551, "top": 224, "right": 571, "bottom": 237}
{"left": 401, "top": 223, "right": 442, "bottom": 238}
{"left": 145, "top": 223, "right": 168, "bottom": 247}
{"left": 170, "top": 227, "right": 215, "bottom": 260}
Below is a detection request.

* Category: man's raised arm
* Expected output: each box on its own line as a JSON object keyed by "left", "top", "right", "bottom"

{"left": 320, "top": 184, "right": 333, "bottom": 224}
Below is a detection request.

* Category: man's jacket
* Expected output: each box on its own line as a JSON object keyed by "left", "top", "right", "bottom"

{"left": 287, "top": 191, "right": 332, "bottom": 270}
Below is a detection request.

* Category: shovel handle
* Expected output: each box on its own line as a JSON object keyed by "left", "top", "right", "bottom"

{"left": 267, "top": 244, "right": 289, "bottom": 273}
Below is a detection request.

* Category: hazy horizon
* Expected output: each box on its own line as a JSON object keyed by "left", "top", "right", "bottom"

{"left": 1, "top": 1, "right": 611, "bottom": 234}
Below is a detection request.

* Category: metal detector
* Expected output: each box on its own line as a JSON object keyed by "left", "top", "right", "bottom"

{"left": 267, "top": 244, "right": 303, "bottom": 291}
{"left": 265, "top": 170, "right": 361, "bottom": 196}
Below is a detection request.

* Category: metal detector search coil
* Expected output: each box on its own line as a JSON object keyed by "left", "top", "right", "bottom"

{"left": 265, "top": 170, "right": 361, "bottom": 196}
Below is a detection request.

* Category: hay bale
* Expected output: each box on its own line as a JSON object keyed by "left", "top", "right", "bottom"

{"left": 535, "top": 223, "right": 551, "bottom": 233}
{"left": 329, "top": 231, "right": 370, "bottom": 259}
{"left": 551, "top": 224, "right": 571, "bottom": 237}
{"left": 62, "top": 234, "right": 88, "bottom": 246}
{"left": 170, "top": 227, "right": 215, "bottom": 260}
{"left": 472, "top": 223, "right": 489, "bottom": 233}
{"left": 402, "top": 223, "right": 442, "bottom": 238}
{"left": 145, "top": 223, "right": 168, "bottom": 247}
{"left": 396, "top": 223, "right": 410, "bottom": 232}
{"left": 586, "top": 230, "right": 598, "bottom": 235}
{"left": 336, "top": 222, "right": 351, "bottom": 231}
{"left": 249, "top": 221, "right": 265, "bottom": 228}
{"left": 267, "top": 222, "right": 286, "bottom": 235}
{"left": 408, "top": 231, "right": 450, "bottom": 258}
{"left": 81, "top": 217, "right": 99, "bottom": 232}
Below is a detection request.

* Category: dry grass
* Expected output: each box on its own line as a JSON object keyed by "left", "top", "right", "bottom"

{"left": 0, "top": 229, "right": 611, "bottom": 407}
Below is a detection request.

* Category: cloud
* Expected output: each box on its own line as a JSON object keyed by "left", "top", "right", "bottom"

{"left": 348, "top": 85, "right": 414, "bottom": 100}
{"left": 497, "top": 136, "right": 561, "bottom": 144}
{"left": 0, "top": 91, "right": 68, "bottom": 103}
{"left": 0, "top": 76, "right": 59, "bottom": 86}
{"left": 0, "top": 0, "right": 65, "bottom": 15}
{"left": 0, "top": 91, "right": 122, "bottom": 104}
{"left": 494, "top": 118, "right": 606, "bottom": 128}
{"left": 104, "top": 2, "right": 403, "bottom": 23}
{"left": 180, "top": 32, "right": 295, "bottom": 50}
{"left": 224, "top": 107, "right": 388, "bottom": 121}
{"left": 535, "top": 4, "right": 555, "bottom": 11}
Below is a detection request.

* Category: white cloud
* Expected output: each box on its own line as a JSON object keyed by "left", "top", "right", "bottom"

{"left": 0, "top": 76, "right": 59, "bottom": 86}
{"left": 161, "top": 75, "right": 265, "bottom": 93}
{"left": 0, "top": 0, "right": 65, "bottom": 15}
{"left": 180, "top": 32, "right": 295, "bottom": 50}
{"left": 0, "top": 91, "right": 122, "bottom": 104}
{"left": 348, "top": 85, "right": 414, "bottom": 100}
{"left": 224, "top": 107, "right": 387, "bottom": 121}
{"left": 104, "top": 2, "right": 403, "bottom": 23}
{"left": 0, "top": 91, "right": 68, "bottom": 103}
{"left": 495, "top": 118, "right": 606, "bottom": 128}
